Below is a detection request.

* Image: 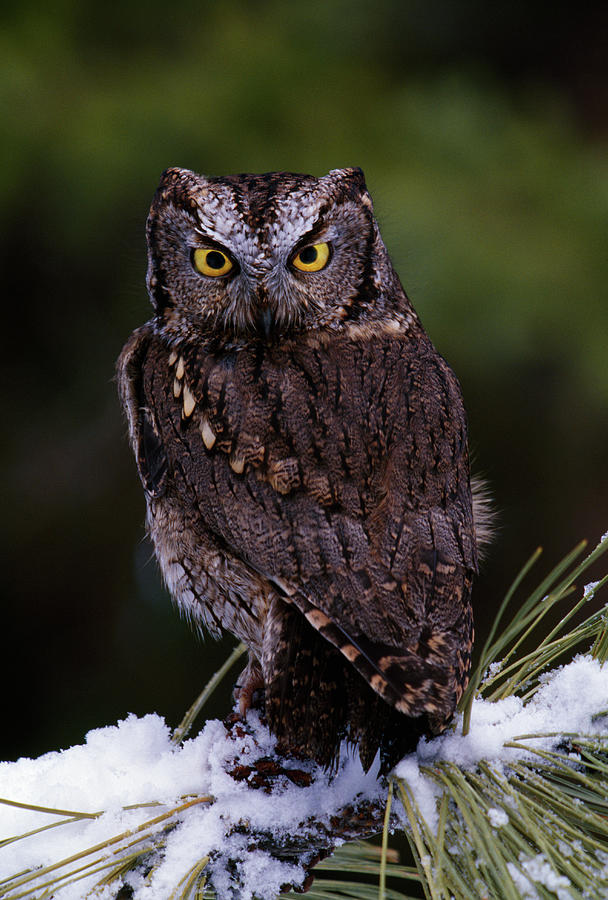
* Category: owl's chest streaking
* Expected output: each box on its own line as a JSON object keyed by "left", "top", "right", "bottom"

{"left": 143, "top": 325, "right": 467, "bottom": 513}
{"left": 140, "top": 332, "right": 391, "bottom": 624}
{"left": 161, "top": 334, "right": 392, "bottom": 517}
{"left": 125, "top": 322, "right": 475, "bottom": 645}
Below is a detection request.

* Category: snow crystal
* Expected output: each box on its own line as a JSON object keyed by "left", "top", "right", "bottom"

{"left": 393, "top": 755, "right": 442, "bottom": 832}
{"left": 506, "top": 861, "right": 539, "bottom": 898}
{"left": 521, "top": 853, "right": 571, "bottom": 899}
{"left": 0, "top": 711, "right": 384, "bottom": 899}
{"left": 487, "top": 807, "right": 509, "bottom": 827}
{"left": 584, "top": 580, "right": 601, "bottom": 599}
{"left": 506, "top": 854, "right": 571, "bottom": 900}
{"left": 486, "top": 660, "right": 504, "bottom": 678}
{"left": 395, "top": 654, "right": 608, "bottom": 828}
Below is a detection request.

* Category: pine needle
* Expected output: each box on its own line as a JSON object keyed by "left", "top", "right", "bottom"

{"left": 378, "top": 781, "right": 393, "bottom": 900}
{"left": 172, "top": 642, "right": 247, "bottom": 745}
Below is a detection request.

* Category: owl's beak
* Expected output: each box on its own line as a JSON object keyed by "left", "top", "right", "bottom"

{"left": 254, "top": 285, "right": 276, "bottom": 338}
{"left": 258, "top": 306, "right": 275, "bottom": 338}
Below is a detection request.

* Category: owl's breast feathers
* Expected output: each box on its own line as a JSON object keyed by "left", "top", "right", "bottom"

{"left": 118, "top": 321, "right": 476, "bottom": 769}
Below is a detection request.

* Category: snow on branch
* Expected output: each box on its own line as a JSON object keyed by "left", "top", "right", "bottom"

{"left": 0, "top": 712, "right": 388, "bottom": 899}
{"left": 2, "top": 533, "right": 608, "bottom": 899}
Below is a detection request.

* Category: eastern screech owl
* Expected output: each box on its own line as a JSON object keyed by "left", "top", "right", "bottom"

{"left": 118, "top": 166, "right": 484, "bottom": 772}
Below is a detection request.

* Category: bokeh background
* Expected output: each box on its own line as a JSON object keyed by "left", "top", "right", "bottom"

{"left": 2, "top": 0, "right": 607, "bottom": 762}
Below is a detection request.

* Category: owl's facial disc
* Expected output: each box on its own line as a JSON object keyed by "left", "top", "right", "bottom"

{"left": 147, "top": 167, "right": 385, "bottom": 340}
{"left": 188, "top": 222, "right": 341, "bottom": 338}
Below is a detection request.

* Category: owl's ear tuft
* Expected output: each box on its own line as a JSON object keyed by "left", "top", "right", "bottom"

{"left": 325, "top": 167, "right": 372, "bottom": 207}
{"left": 327, "top": 166, "right": 366, "bottom": 185}
{"left": 158, "top": 166, "right": 197, "bottom": 187}
{"left": 154, "top": 168, "right": 210, "bottom": 208}
{"left": 327, "top": 165, "right": 366, "bottom": 186}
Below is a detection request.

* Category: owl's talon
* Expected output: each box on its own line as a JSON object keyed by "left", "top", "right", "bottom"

{"left": 235, "top": 667, "right": 265, "bottom": 717}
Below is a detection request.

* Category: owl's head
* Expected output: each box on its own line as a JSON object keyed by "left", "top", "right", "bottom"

{"left": 146, "top": 167, "right": 407, "bottom": 342}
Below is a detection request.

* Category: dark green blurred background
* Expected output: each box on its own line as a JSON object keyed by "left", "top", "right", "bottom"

{"left": 2, "top": 0, "right": 607, "bottom": 761}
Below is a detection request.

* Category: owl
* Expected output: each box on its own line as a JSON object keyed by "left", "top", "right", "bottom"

{"left": 117, "top": 166, "right": 483, "bottom": 773}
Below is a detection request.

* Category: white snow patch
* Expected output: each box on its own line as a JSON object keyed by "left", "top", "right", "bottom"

{"left": 395, "top": 654, "right": 608, "bottom": 829}
{"left": 506, "top": 855, "right": 570, "bottom": 900}
{"left": 0, "top": 711, "right": 384, "bottom": 899}
{"left": 521, "top": 854, "right": 571, "bottom": 899}
{"left": 506, "top": 861, "right": 539, "bottom": 898}
{"left": 393, "top": 755, "right": 442, "bottom": 831}
{"left": 487, "top": 806, "right": 509, "bottom": 828}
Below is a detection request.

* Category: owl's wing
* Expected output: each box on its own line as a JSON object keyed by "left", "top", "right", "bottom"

{"left": 124, "top": 328, "right": 475, "bottom": 731}
{"left": 117, "top": 326, "right": 168, "bottom": 499}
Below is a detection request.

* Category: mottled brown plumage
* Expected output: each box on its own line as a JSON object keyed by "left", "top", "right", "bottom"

{"left": 118, "top": 166, "right": 482, "bottom": 772}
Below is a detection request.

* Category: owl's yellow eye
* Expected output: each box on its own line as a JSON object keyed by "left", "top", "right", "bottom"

{"left": 193, "top": 247, "right": 233, "bottom": 277}
{"left": 291, "top": 241, "right": 330, "bottom": 273}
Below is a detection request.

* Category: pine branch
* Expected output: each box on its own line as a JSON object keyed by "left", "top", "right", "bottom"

{"left": 1, "top": 533, "right": 607, "bottom": 899}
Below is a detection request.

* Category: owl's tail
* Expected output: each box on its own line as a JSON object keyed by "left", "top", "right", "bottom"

{"left": 262, "top": 600, "right": 426, "bottom": 772}
{"left": 262, "top": 590, "right": 471, "bottom": 773}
